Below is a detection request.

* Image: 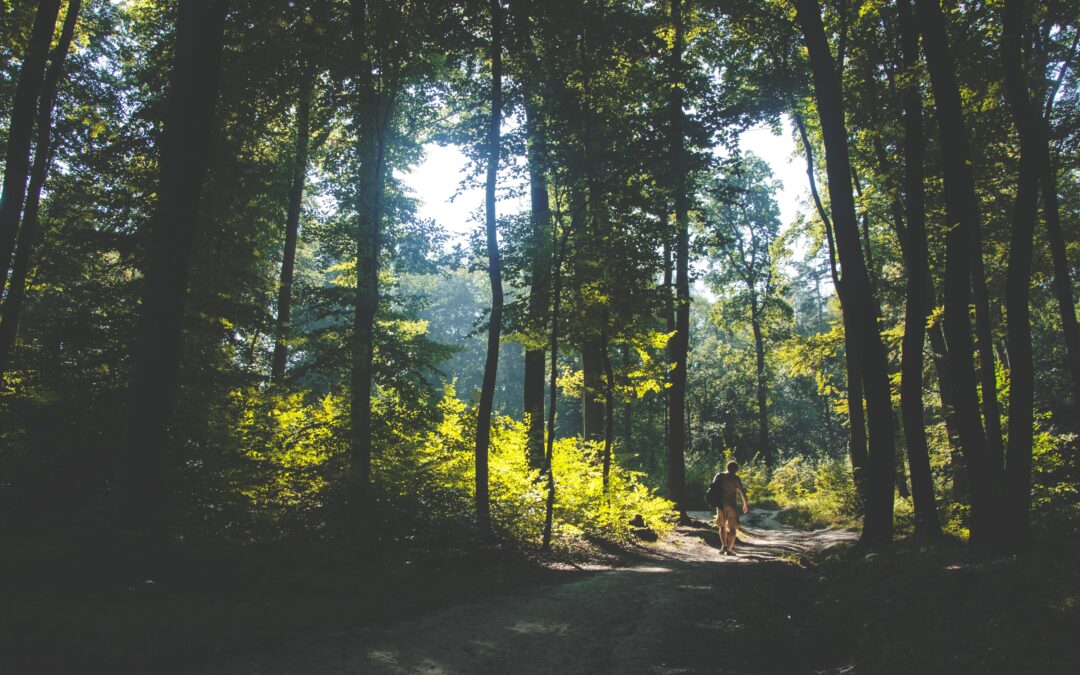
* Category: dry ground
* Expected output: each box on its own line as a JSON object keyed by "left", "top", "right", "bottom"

{"left": 189, "top": 509, "right": 857, "bottom": 675}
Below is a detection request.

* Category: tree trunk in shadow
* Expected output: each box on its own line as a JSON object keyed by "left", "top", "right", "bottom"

{"left": 796, "top": 0, "right": 895, "bottom": 545}
{"left": 475, "top": 0, "right": 505, "bottom": 536}
{"left": 1000, "top": 0, "right": 1038, "bottom": 550}
{"left": 271, "top": 68, "right": 313, "bottom": 383}
{"left": 915, "top": 0, "right": 1003, "bottom": 552}
{"left": 0, "top": 0, "right": 62, "bottom": 298}
{"left": 116, "top": 0, "right": 228, "bottom": 538}
{"left": 896, "top": 0, "right": 941, "bottom": 538}
{"left": 0, "top": 0, "right": 81, "bottom": 379}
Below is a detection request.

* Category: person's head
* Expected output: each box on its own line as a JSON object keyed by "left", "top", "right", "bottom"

{"left": 726, "top": 460, "right": 739, "bottom": 474}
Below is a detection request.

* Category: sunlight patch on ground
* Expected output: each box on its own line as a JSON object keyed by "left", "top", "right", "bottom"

{"left": 509, "top": 621, "right": 570, "bottom": 636}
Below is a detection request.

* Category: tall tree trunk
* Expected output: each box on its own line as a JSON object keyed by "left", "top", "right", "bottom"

{"left": 348, "top": 0, "right": 391, "bottom": 505}
{"left": 1039, "top": 156, "right": 1080, "bottom": 408}
{"left": 915, "top": 0, "right": 1002, "bottom": 552}
{"left": 896, "top": 0, "right": 941, "bottom": 538}
{"left": 601, "top": 338, "right": 614, "bottom": 490}
{"left": 750, "top": 306, "right": 771, "bottom": 466}
{"left": 522, "top": 104, "right": 550, "bottom": 468}
{"left": 115, "top": 0, "right": 228, "bottom": 534}
{"left": 0, "top": 0, "right": 80, "bottom": 379}
{"left": 0, "top": 0, "right": 62, "bottom": 298}
{"left": 1037, "top": 95, "right": 1080, "bottom": 410}
{"left": 270, "top": 69, "right": 313, "bottom": 382}
{"left": 570, "top": 177, "right": 603, "bottom": 442}
{"left": 542, "top": 200, "right": 573, "bottom": 552}
{"left": 1001, "top": 0, "right": 1038, "bottom": 549}
{"left": 795, "top": 0, "right": 895, "bottom": 545}
{"left": 795, "top": 111, "right": 870, "bottom": 509}
{"left": 475, "top": 0, "right": 504, "bottom": 536}
{"left": 581, "top": 339, "right": 605, "bottom": 442}
{"left": 622, "top": 343, "right": 632, "bottom": 460}
{"left": 662, "top": 229, "right": 674, "bottom": 454}
{"left": 972, "top": 233, "right": 1005, "bottom": 468}
{"left": 510, "top": 0, "right": 550, "bottom": 470}
{"left": 666, "top": 0, "right": 689, "bottom": 517}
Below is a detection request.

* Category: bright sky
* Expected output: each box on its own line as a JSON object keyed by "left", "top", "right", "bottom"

{"left": 399, "top": 118, "right": 806, "bottom": 250}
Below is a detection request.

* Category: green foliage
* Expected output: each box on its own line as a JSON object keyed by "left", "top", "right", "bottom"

{"left": 763, "top": 455, "right": 860, "bottom": 529}
{"left": 375, "top": 384, "right": 676, "bottom": 548}
{"left": 233, "top": 387, "right": 346, "bottom": 528}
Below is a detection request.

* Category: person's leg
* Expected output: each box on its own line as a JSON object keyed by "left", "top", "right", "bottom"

{"left": 723, "top": 505, "right": 738, "bottom": 552}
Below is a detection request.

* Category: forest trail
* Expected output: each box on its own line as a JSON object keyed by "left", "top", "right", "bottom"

{"left": 191, "top": 510, "right": 857, "bottom": 675}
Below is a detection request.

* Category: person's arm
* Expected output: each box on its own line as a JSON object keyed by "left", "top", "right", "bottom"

{"left": 738, "top": 484, "right": 749, "bottom": 513}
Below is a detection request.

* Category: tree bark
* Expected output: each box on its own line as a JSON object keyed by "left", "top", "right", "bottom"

{"left": 522, "top": 103, "right": 550, "bottom": 468}
{"left": 621, "top": 343, "right": 632, "bottom": 460}
{"left": 0, "top": 0, "right": 62, "bottom": 298}
{"left": 541, "top": 198, "right": 574, "bottom": 552}
{"left": 348, "top": 0, "right": 392, "bottom": 504}
{"left": 1001, "top": 0, "right": 1038, "bottom": 549}
{"left": 750, "top": 305, "right": 771, "bottom": 467}
{"left": 0, "top": 0, "right": 81, "bottom": 379}
{"left": 794, "top": 111, "right": 870, "bottom": 511}
{"left": 510, "top": 0, "right": 550, "bottom": 470}
{"left": 1039, "top": 141, "right": 1080, "bottom": 409}
{"left": 795, "top": 0, "right": 895, "bottom": 545}
{"left": 896, "top": 0, "right": 941, "bottom": 538}
{"left": 270, "top": 68, "right": 313, "bottom": 382}
{"left": 1036, "top": 47, "right": 1080, "bottom": 409}
{"left": 601, "top": 338, "right": 614, "bottom": 490}
{"left": 666, "top": 0, "right": 689, "bottom": 517}
{"left": 475, "top": 0, "right": 504, "bottom": 536}
{"left": 115, "top": 0, "right": 228, "bottom": 535}
{"left": 579, "top": 337, "right": 605, "bottom": 442}
{"left": 915, "top": 0, "right": 1002, "bottom": 552}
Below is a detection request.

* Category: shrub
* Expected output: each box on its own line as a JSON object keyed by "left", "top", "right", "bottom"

{"left": 374, "top": 384, "right": 677, "bottom": 550}
{"left": 766, "top": 455, "right": 859, "bottom": 528}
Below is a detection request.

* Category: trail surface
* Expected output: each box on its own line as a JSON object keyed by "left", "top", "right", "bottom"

{"left": 192, "top": 510, "right": 856, "bottom": 674}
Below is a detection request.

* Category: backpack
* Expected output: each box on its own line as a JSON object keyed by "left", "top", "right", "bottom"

{"left": 705, "top": 475, "right": 724, "bottom": 508}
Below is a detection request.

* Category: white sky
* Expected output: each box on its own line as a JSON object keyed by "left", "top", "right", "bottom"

{"left": 399, "top": 117, "right": 806, "bottom": 250}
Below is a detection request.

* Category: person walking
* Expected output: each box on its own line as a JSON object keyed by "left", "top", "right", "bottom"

{"left": 709, "top": 460, "right": 749, "bottom": 555}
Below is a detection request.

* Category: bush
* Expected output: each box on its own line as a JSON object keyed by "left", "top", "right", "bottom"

{"left": 373, "top": 384, "right": 677, "bottom": 550}
{"left": 765, "top": 455, "right": 859, "bottom": 528}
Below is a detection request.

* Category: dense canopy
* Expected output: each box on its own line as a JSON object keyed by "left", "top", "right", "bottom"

{"left": 1, "top": 0, "right": 1079, "bottom": 668}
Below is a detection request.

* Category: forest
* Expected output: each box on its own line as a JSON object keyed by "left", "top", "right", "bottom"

{"left": 1, "top": 0, "right": 1079, "bottom": 672}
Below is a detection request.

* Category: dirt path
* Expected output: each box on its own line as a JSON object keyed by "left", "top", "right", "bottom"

{"left": 191, "top": 510, "right": 856, "bottom": 675}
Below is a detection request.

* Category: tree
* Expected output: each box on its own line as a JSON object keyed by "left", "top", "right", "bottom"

{"left": 794, "top": 0, "right": 895, "bottom": 545}
{"left": 702, "top": 155, "right": 785, "bottom": 467}
{"left": 270, "top": 67, "right": 314, "bottom": 383}
{"left": 115, "top": 0, "right": 229, "bottom": 535}
{"left": 475, "top": 0, "right": 504, "bottom": 536}
{"left": 914, "top": 0, "right": 1003, "bottom": 552}
{"left": 0, "top": 0, "right": 62, "bottom": 298}
{"left": 667, "top": 0, "right": 690, "bottom": 516}
{"left": 1000, "top": 0, "right": 1040, "bottom": 549}
{"left": 0, "top": 0, "right": 81, "bottom": 378}
{"left": 508, "top": 0, "right": 553, "bottom": 471}
{"left": 896, "top": 0, "right": 941, "bottom": 538}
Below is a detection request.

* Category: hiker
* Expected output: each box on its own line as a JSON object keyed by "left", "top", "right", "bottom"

{"left": 708, "top": 460, "right": 748, "bottom": 555}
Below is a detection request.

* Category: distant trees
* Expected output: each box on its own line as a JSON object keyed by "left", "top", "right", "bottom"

{"left": 0, "top": 0, "right": 1076, "bottom": 556}
{"left": 702, "top": 156, "right": 786, "bottom": 468}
